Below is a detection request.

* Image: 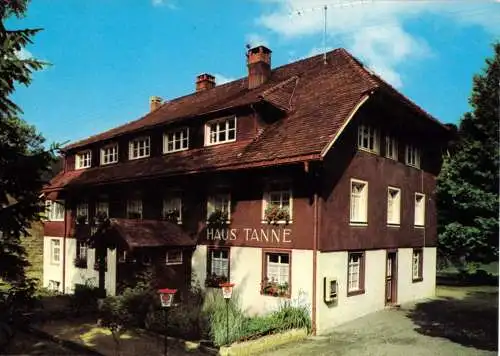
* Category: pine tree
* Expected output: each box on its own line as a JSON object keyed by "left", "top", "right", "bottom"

{"left": 0, "top": 0, "right": 55, "bottom": 303}
{"left": 437, "top": 43, "right": 499, "bottom": 266}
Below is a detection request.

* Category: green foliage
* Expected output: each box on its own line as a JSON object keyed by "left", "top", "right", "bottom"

{"left": 264, "top": 205, "right": 290, "bottom": 225}
{"left": 437, "top": 42, "right": 499, "bottom": 266}
{"left": 207, "top": 209, "right": 229, "bottom": 227}
{"left": 69, "top": 280, "right": 100, "bottom": 315}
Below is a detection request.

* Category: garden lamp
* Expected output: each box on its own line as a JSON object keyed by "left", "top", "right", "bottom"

{"left": 157, "top": 288, "right": 177, "bottom": 356}
{"left": 219, "top": 282, "right": 235, "bottom": 345}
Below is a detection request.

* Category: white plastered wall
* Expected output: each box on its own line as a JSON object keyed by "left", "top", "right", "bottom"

{"left": 396, "top": 247, "right": 436, "bottom": 304}
{"left": 43, "top": 236, "right": 64, "bottom": 292}
{"left": 192, "top": 246, "right": 313, "bottom": 316}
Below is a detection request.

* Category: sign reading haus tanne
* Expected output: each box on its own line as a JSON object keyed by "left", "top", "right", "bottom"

{"left": 206, "top": 228, "right": 292, "bottom": 244}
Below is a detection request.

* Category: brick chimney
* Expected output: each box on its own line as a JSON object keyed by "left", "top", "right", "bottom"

{"left": 149, "top": 96, "right": 162, "bottom": 112}
{"left": 196, "top": 73, "right": 216, "bottom": 92}
{"left": 247, "top": 45, "right": 272, "bottom": 90}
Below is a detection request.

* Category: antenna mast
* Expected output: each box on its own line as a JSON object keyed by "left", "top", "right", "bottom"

{"left": 323, "top": 5, "right": 328, "bottom": 64}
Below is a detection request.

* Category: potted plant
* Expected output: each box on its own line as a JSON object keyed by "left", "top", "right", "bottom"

{"left": 74, "top": 256, "right": 87, "bottom": 269}
{"left": 207, "top": 209, "right": 229, "bottom": 227}
{"left": 162, "top": 209, "right": 180, "bottom": 223}
{"left": 261, "top": 278, "right": 289, "bottom": 297}
{"left": 205, "top": 273, "right": 228, "bottom": 288}
{"left": 264, "top": 205, "right": 290, "bottom": 225}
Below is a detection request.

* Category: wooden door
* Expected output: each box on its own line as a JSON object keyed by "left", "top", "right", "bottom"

{"left": 385, "top": 252, "right": 397, "bottom": 305}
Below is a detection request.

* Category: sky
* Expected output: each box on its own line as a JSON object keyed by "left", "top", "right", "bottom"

{"left": 7, "top": 0, "right": 500, "bottom": 146}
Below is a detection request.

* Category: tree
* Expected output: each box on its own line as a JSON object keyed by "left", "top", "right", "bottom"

{"left": 437, "top": 42, "right": 499, "bottom": 267}
{"left": 0, "top": 0, "right": 55, "bottom": 305}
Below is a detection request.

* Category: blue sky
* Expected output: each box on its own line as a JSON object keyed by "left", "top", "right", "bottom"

{"left": 8, "top": 0, "right": 500, "bottom": 146}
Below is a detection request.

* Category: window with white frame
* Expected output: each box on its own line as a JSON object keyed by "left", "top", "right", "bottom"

{"left": 405, "top": 144, "right": 421, "bottom": 168}
{"left": 45, "top": 200, "right": 65, "bottom": 221}
{"left": 350, "top": 179, "right": 368, "bottom": 224}
{"left": 166, "top": 249, "right": 183, "bottom": 265}
{"left": 127, "top": 199, "right": 143, "bottom": 219}
{"left": 101, "top": 144, "right": 118, "bottom": 165}
{"left": 385, "top": 135, "right": 398, "bottom": 160}
{"left": 163, "top": 128, "right": 189, "bottom": 153}
{"left": 50, "top": 239, "right": 61, "bottom": 264}
{"left": 75, "top": 240, "right": 88, "bottom": 268}
{"left": 263, "top": 252, "right": 290, "bottom": 296}
{"left": 76, "top": 202, "right": 89, "bottom": 223}
{"left": 96, "top": 200, "right": 109, "bottom": 218}
{"left": 207, "top": 248, "right": 230, "bottom": 286}
{"left": 205, "top": 117, "right": 236, "bottom": 146}
{"left": 76, "top": 150, "right": 92, "bottom": 169}
{"left": 387, "top": 187, "right": 401, "bottom": 225}
{"left": 207, "top": 193, "right": 231, "bottom": 220}
{"left": 414, "top": 193, "right": 425, "bottom": 226}
{"left": 129, "top": 137, "right": 150, "bottom": 160}
{"left": 163, "top": 196, "right": 182, "bottom": 223}
{"left": 412, "top": 249, "right": 423, "bottom": 281}
{"left": 357, "top": 124, "right": 379, "bottom": 153}
{"left": 263, "top": 183, "right": 292, "bottom": 223}
{"left": 347, "top": 252, "right": 365, "bottom": 294}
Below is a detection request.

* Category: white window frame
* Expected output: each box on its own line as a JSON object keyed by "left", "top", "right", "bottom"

{"left": 76, "top": 202, "right": 89, "bottom": 224}
{"left": 76, "top": 240, "right": 88, "bottom": 261}
{"left": 262, "top": 186, "right": 293, "bottom": 224}
{"left": 357, "top": 124, "right": 379, "bottom": 154}
{"left": 127, "top": 199, "right": 143, "bottom": 219}
{"left": 204, "top": 117, "right": 237, "bottom": 146}
{"left": 347, "top": 252, "right": 364, "bottom": 293}
{"left": 50, "top": 239, "right": 61, "bottom": 264}
{"left": 412, "top": 249, "right": 423, "bottom": 281}
{"left": 265, "top": 252, "right": 290, "bottom": 287}
{"left": 100, "top": 144, "right": 118, "bottom": 165}
{"left": 129, "top": 136, "right": 150, "bottom": 160}
{"left": 405, "top": 144, "right": 421, "bottom": 168}
{"left": 209, "top": 248, "right": 230, "bottom": 279}
{"left": 385, "top": 135, "right": 398, "bottom": 160}
{"left": 163, "top": 128, "right": 189, "bottom": 153}
{"left": 207, "top": 193, "right": 231, "bottom": 221}
{"left": 350, "top": 179, "right": 368, "bottom": 225}
{"left": 163, "top": 196, "right": 182, "bottom": 224}
{"left": 75, "top": 150, "right": 92, "bottom": 169}
{"left": 414, "top": 193, "right": 426, "bottom": 227}
{"left": 166, "top": 249, "right": 183, "bottom": 265}
{"left": 387, "top": 187, "right": 401, "bottom": 226}
{"left": 45, "top": 200, "right": 65, "bottom": 221}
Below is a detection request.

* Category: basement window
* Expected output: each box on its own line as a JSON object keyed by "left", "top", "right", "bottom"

{"left": 205, "top": 117, "right": 236, "bottom": 146}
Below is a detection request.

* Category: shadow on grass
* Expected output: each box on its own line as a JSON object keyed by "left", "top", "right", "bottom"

{"left": 407, "top": 289, "right": 498, "bottom": 351}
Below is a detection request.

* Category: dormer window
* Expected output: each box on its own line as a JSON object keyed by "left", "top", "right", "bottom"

{"left": 405, "top": 144, "right": 421, "bottom": 168}
{"left": 75, "top": 150, "right": 92, "bottom": 169}
{"left": 357, "top": 124, "right": 379, "bottom": 154}
{"left": 101, "top": 144, "right": 118, "bottom": 165}
{"left": 205, "top": 117, "right": 236, "bottom": 146}
{"left": 129, "top": 137, "right": 150, "bottom": 160}
{"left": 163, "top": 128, "right": 189, "bottom": 153}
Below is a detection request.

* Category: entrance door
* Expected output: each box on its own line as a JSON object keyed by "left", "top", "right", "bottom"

{"left": 385, "top": 252, "right": 397, "bottom": 305}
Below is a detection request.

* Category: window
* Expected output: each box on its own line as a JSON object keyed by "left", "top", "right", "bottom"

{"left": 205, "top": 117, "right": 236, "bottom": 146}
{"left": 163, "top": 196, "right": 182, "bottom": 223}
{"left": 45, "top": 200, "right": 65, "bottom": 221}
{"left": 350, "top": 179, "right": 368, "bottom": 224}
{"left": 127, "top": 199, "right": 143, "bottom": 219}
{"left": 357, "top": 124, "right": 379, "bottom": 153}
{"left": 412, "top": 249, "right": 423, "bottom": 282}
{"left": 129, "top": 137, "right": 150, "bottom": 160}
{"left": 96, "top": 200, "right": 109, "bottom": 218}
{"left": 166, "top": 249, "right": 183, "bottom": 265}
{"left": 262, "top": 251, "right": 291, "bottom": 297}
{"left": 75, "top": 150, "right": 92, "bottom": 169}
{"left": 387, "top": 187, "right": 401, "bottom": 225}
{"left": 50, "top": 239, "right": 61, "bottom": 264}
{"left": 405, "top": 144, "right": 421, "bottom": 168}
{"left": 48, "top": 280, "right": 60, "bottom": 291}
{"left": 75, "top": 241, "right": 88, "bottom": 268}
{"left": 347, "top": 252, "right": 365, "bottom": 295}
{"left": 101, "top": 144, "right": 118, "bottom": 165}
{"left": 414, "top": 193, "right": 425, "bottom": 226}
{"left": 263, "top": 183, "right": 292, "bottom": 224}
{"left": 207, "top": 193, "right": 231, "bottom": 221}
{"left": 76, "top": 202, "right": 89, "bottom": 224}
{"left": 163, "top": 128, "right": 189, "bottom": 153}
{"left": 385, "top": 135, "right": 397, "bottom": 160}
{"left": 206, "top": 248, "right": 230, "bottom": 287}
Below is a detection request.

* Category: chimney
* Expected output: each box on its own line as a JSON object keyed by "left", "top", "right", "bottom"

{"left": 196, "top": 73, "right": 216, "bottom": 92}
{"left": 247, "top": 45, "right": 272, "bottom": 90}
{"left": 149, "top": 96, "right": 162, "bottom": 112}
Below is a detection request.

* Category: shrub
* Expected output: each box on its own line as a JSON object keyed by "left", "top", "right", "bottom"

{"left": 70, "top": 280, "right": 100, "bottom": 316}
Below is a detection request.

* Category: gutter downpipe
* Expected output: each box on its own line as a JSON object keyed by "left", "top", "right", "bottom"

{"left": 312, "top": 164, "right": 319, "bottom": 335}
{"left": 62, "top": 201, "right": 67, "bottom": 294}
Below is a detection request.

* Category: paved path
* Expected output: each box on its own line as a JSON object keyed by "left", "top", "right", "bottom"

{"left": 264, "top": 287, "right": 498, "bottom": 356}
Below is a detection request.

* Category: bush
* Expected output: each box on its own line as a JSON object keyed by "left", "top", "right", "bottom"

{"left": 69, "top": 281, "right": 100, "bottom": 315}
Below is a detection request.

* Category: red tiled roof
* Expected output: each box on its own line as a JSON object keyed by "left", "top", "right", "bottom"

{"left": 108, "top": 218, "right": 196, "bottom": 249}
{"left": 46, "top": 48, "right": 445, "bottom": 191}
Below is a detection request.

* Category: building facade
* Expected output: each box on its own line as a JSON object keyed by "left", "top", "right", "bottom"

{"left": 42, "top": 45, "right": 448, "bottom": 333}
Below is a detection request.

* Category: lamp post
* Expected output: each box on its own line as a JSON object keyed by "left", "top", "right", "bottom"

{"left": 219, "top": 282, "right": 235, "bottom": 345}
{"left": 158, "top": 288, "right": 177, "bottom": 356}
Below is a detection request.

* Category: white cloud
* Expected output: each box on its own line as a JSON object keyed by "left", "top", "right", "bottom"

{"left": 245, "top": 33, "right": 270, "bottom": 48}
{"left": 16, "top": 48, "right": 33, "bottom": 60}
{"left": 214, "top": 73, "right": 236, "bottom": 85}
{"left": 152, "top": 0, "right": 176, "bottom": 9}
{"left": 255, "top": 0, "right": 499, "bottom": 87}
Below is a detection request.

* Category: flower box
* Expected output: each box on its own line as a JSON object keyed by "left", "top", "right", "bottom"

{"left": 264, "top": 205, "right": 290, "bottom": 225}
{"left": 261, "top": 278, "right": 289, "bottom": 297}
